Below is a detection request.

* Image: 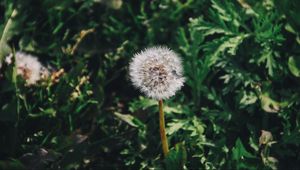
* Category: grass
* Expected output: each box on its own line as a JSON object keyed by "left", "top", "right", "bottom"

{"left": 1, "top": 0, "right": 300, "bottom": 169}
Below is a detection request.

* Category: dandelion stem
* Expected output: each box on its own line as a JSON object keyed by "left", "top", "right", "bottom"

{"left": 159, "top": 99, "right": 169, "bottom": 157}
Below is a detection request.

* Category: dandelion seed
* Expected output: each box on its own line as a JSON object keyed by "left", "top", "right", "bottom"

{"left": 129, "top": 46, "right": 185, "bottom": 100}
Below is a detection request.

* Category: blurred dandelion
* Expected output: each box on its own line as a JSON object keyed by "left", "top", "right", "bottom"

{"left": 6, "top": 52, "right": 51, "bottom": 85}
{"left": 129, "top": 46, "right": 185, "bottom": 157}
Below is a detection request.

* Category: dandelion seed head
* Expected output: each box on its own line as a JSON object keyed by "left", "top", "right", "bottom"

{"left": 129, "top": 46, "right": 185, "bottom": 100}
{"left": 6, "top": 52, "right": 50, "bottom": 85}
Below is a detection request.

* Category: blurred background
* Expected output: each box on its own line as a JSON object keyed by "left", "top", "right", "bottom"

{"left": 1, "top": 0, "right": 300, "bottom": 169}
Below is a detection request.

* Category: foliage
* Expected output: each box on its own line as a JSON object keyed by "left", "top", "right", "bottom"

{"left": 1, "top": 0, "right": 300, "bottom": 169}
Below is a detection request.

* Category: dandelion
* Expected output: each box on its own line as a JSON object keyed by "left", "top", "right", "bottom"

{"left": 129, "top": 46, "right": 184, "bottom": 100}
{"left": 129, "top": 46, "right": 185, "bottom": 157}
{"left": 6, "top": 52, "right": 51, "bottom": 85}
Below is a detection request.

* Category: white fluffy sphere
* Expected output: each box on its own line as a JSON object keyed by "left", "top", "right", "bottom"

{"left": 5, "top": 52, "right": 50, "bottom": 85}
{"left": 129, "top": 46, "right": 185, "bottom": 100}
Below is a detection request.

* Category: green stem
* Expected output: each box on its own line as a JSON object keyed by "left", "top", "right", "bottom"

{"left": 159, "top": 99, "right": 169, "bottom": 157}
{"left": 0, "top": 9, "right": 17, "bottom": 62}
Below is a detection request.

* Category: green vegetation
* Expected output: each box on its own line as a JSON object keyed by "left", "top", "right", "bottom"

{"left": 1, "top": 0, "right": 300, "bottom": 169}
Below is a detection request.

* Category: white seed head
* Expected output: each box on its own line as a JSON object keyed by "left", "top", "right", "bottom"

{"left": 6, "top": 52, "right": 50, "bottom": 85}
{"left": 129, "top": 46, "right": 185, "bottom": 100}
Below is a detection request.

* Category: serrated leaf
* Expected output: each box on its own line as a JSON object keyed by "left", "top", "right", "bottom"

{"left": 203, "top": 34, "right": 249, "bottom": 66}
{"left": 164, "top": 105, "right": 183, "bottom": 114}
{"left": 190, "top": 17, "right": 233, "bottom": 36}
{"left": 258, "top": 49, "right": 276, "bottom": 76}
{"left": 129, "top": 96, "right": 157, "bottom": 112}
{"left": 167, "top": 120, "right": 185, "bottom": 135}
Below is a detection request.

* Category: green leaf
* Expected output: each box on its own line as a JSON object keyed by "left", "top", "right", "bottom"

{"left": 28, "top": 108, "right": 57, "bottom": 118}
{"left": 288, "top": 56, "right": 300, "bottom": 77}
{"left": 258, "top": 49, "right": 276, "bottom": 76}
{"left": 189, "top": 17, "right": 233, "bottom": 36}
{"left": 165, "top": 143, "right": 187, "bottom": 170}
{"left": 240, "top": 91, "right": 258, "bottom": 106}
{"left": 114, "top": 112, "right": 144, "bottom": 128}
{"left": 202, "top": 34, "right": 249, "bottom": 66}
{"left": 164, "top": 105, "right": 184, "bottom": 114}
{"left": 129, "top": 96, "right": 157, "bottom": 112}
{"left": 260, "top": 92, "right": 280, "bottom": 113}
{"left": 167, "top": 120, "right": 186, "bottom": 135}
{"left": 0, "top": 9, "right": 17, "bottom": 62}
{"left": 274, "top": 0, "right": 300, "bottom": 32}
{"left": 232, "top": 138, "right": 255, "bottom": 161}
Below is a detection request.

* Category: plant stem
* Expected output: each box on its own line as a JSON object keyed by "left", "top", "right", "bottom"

{"left": 0, "top": 9, "right": 17, "bottom": 62}
{"left": 159, "top": 99, "right": 169, "bottom": 157}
